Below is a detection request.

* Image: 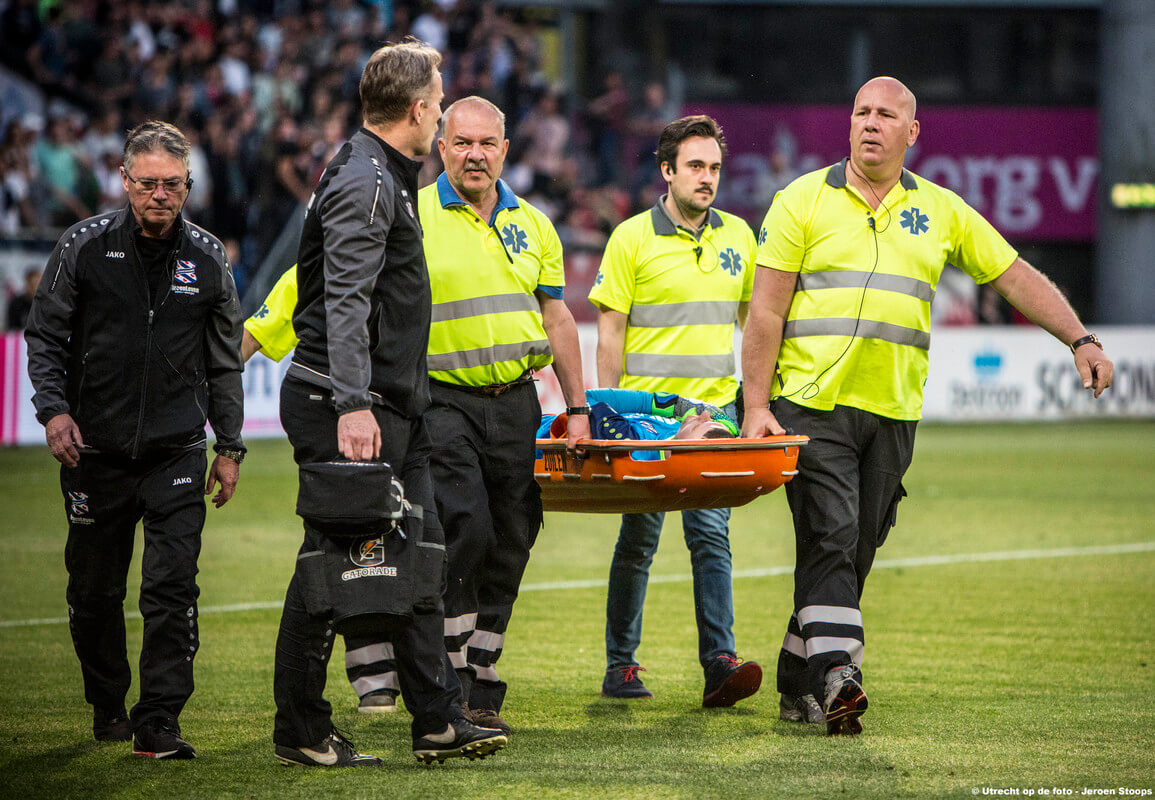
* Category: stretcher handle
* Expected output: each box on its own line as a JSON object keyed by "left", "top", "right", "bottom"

{"left": 535, "top": 435, "right": 808, "bottom": 453}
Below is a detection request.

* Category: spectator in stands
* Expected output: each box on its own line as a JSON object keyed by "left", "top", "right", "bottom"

{"left": 93, "top": 147, "right": 127, "bottom": 214}
{"left": 89, "top": 36, "right": 134, "bottom": 112}
{"left": 80, "top": 109, "right": 123, "bottom": 168}
{"left": 1, "top": 0, "right": 41, "bottom": 61}
{"left": 6, "top": 267, "right": 41, "bottom": 331}
{"left": 515, "top": 90, "right": 570, "bottom": 199}
{"left": 587, "top": 71, "right": 629, "bottom": 186}
{"left": 0, "top": 119, "right": 38, "bottom": 234}
{"left": 4, "top": 0, "right": 668, "bottom": 298}
{"left": 35, "top": 113, "right": 92, "bottom": 226}
{"left": 627, "top": 81, "right": 674, "bottom": 198}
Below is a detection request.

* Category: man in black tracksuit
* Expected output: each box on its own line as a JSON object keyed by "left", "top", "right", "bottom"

{"left": 25, "top": 121, "right": 245, "bottom": 760}
{"left": 271, "top": 41, "right": 506, "bottom": 768}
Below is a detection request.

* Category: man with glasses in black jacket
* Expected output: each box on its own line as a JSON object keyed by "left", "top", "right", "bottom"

{"left": 26, "top": 120, "right": 246, "bottom": 760}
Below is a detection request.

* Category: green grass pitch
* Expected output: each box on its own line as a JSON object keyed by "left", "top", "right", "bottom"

{"left": 1, "top": 421, "right": 1153, "bottom": 799}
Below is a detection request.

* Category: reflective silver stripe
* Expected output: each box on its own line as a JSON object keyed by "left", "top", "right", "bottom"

{"left": 806, "top": 636, "right": 864, "bottom": 666}
{"left": 628, "top": 301, "right": 738, "bottom": 327}
{"left": 797, "top": 270, "right": 935, "bottom": 303}
{"left": 468, "top": 629, "right": 505, "bottom": 652}
{"left": 624, "top": 352, "right": 735, "bottom": 378}
{"left": 782, "top": 632, "right": 807, "bottom": 659}
{"left": 351, "top": 674, "right": 398, "bottom": 696}
{"left": 444, "top": 613, "right": 478, "bottom": 637}
{"left": 427, "top": 340, "right": 552, "bottom": 371}
{"left": 473, "top": 665, "right": 500, "bottom": 682}
{"left": 345, "top": 642, "right": 396, "bottom": 666}
{"left": 783, "top": 318, "right": 930, "bottom": 350}
{"left": 431, "top": 293, "right": 539, "bottom": 323}
{"left": 447, "top": 649, "right": 468, "bottom": 669}
{"left": 797, "top": 605, "right": 864, "bottom": 628}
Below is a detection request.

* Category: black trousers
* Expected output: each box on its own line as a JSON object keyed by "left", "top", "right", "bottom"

{"left": 771, "top": 399, "right": 916, "bottom": 699}
{"left": 273, "top": 377, "right": 461, "bottom": 746}
{"left": 426, "top": 380, "right": 543, "bottom": 712}
{"left": 61, "top": 447, "right": 207, "bottom": 730}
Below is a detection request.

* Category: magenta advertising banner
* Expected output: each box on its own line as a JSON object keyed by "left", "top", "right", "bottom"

{"left": 684, "top": 104, "right": 1098, "bottom": 242}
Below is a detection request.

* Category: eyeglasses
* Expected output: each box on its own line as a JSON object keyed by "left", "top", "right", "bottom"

{"left": 123, "top": 169, "right": 191, "bottom": 194}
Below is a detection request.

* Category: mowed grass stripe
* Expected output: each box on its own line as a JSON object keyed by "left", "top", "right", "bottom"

{"left": 3, "top": 540, "right": 1151, "bottom": 629}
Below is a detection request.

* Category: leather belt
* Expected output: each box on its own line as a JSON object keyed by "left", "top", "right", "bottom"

{"left": 430, "top": 373, "right": 534, "bottom": 398}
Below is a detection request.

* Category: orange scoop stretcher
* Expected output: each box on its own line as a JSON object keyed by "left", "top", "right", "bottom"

{"left": 534, "top": 435, "right": 809, "bottom": 514}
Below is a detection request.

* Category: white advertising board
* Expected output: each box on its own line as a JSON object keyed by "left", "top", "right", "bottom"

{"left": 3, "top": 324, "right": 1153, "bottom": 446}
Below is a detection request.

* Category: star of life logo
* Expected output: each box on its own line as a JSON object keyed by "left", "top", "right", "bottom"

{"left": 501, "top": 223, "right": 529, "bottom": 254}
{"left": 342, "top": 536, "right": 397, "bottom": 581}
{"left": 900, "top": 207, "right": 930, "bottom": 236}
{"left": 68, "top": 491, "right": 94, "bottom": 525}
{"left": 720, "top": 248, "right": 743, "bottom": 276}
{"left": 172, "top": 259, "right": 200, "bottom": 295}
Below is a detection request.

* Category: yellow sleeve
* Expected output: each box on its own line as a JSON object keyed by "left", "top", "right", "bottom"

{"left": 244, "top": 265, "right": 300, "bottom": 362}
{"left": 738, "top": 219, "right": 757, "bottom": 302}
{"left": 588, "top": 223, "right": 637, "bottom": 314}
{"left": 536, "top": 210, "right": 565, "bottom": 288}
{"left": 947, "top": 195, "right": 1019, "bottom": 285}
{"left": 756, "top": 186, "right": 807, "bottom": 274}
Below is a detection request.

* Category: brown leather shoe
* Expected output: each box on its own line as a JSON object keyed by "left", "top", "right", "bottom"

{"left": 466, "top": 705, "right": 512, "bottom": 736}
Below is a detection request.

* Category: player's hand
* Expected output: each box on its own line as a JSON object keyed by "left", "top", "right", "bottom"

{"left": 206, "top": 454, "right": 240, "bottom": 508}
{"left": 741, "top": 406, "right": 785, "bottom": 438}
{"left": 1074, "top": 345, "right": 1113, "bottom": 399}
{"left": 338, "top": 409, "right": 381, "bottom": 460}
{"left": 45, "top": 413, "right": 84, "bottom": 467}
{"left": 565, "top": 411, "right": 591, "bottom": 456}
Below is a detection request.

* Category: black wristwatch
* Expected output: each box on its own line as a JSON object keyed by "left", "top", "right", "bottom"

{"left": 565, "top": 405, "right": 592, "bottom": 417}
{"left": 1069, "top": 333, "right": 1102, "bottom": 354}
{"left": 215, "top": 447, "right": 246, "bottom": 464}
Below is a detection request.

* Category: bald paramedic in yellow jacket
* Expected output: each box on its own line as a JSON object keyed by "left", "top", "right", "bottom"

{"left": 243, "top": 97, "right": 589, "bottom": 734}
{"left": 742, "top": 76, "right": 1114, "bottom": 736}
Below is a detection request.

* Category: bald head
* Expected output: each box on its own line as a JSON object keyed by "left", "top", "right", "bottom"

{"left": 438, "top": 95, "right": 510, "bottom": 207}
{"left": 848, "top": 76, "right": 920, "bottom": 184}
{"left": 441, "top": 95, "right": 506, "bottom": 140}
{"left": 855, "top": 77, "right": 917, "bottom": 122}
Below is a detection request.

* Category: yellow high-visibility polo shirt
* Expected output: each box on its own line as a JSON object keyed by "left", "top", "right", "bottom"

{"left": 590, "top": 201, "right": 756, "bottom": 406}
{"left": 419, "top": 173, "right": 564, "bottom": 387}
{"left": 756, "top": 159, "right": 1018, "bottom": 420}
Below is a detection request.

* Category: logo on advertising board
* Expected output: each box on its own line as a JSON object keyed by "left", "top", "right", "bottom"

{"left": 342, "top": 536, "right": 397, "bottom": 581}
{"left": 949, "top": 346, "right": 1023, "bottom": 414}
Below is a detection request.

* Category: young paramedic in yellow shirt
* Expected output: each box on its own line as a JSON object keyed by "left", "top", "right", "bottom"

{"left": 590, "top": 115, "right": 762, "bottom": 708}
{"left": 742, "top": 77, "right": 1114, "bottom": 736}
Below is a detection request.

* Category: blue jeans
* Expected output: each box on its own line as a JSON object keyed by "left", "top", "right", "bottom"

{"left": 605, "top": 507, "right": 736, "bottom": 669}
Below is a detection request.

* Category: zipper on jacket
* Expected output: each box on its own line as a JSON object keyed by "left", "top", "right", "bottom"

{"left": 128, "top": 232, "right": 180, "bottom": 458}
{"left": 132, "top": 309, "right": 154, "bottom": 459}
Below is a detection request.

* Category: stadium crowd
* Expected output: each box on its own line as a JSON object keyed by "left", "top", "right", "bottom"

{"left": 0, "top": 0, "right": 670, "bottom": 302}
